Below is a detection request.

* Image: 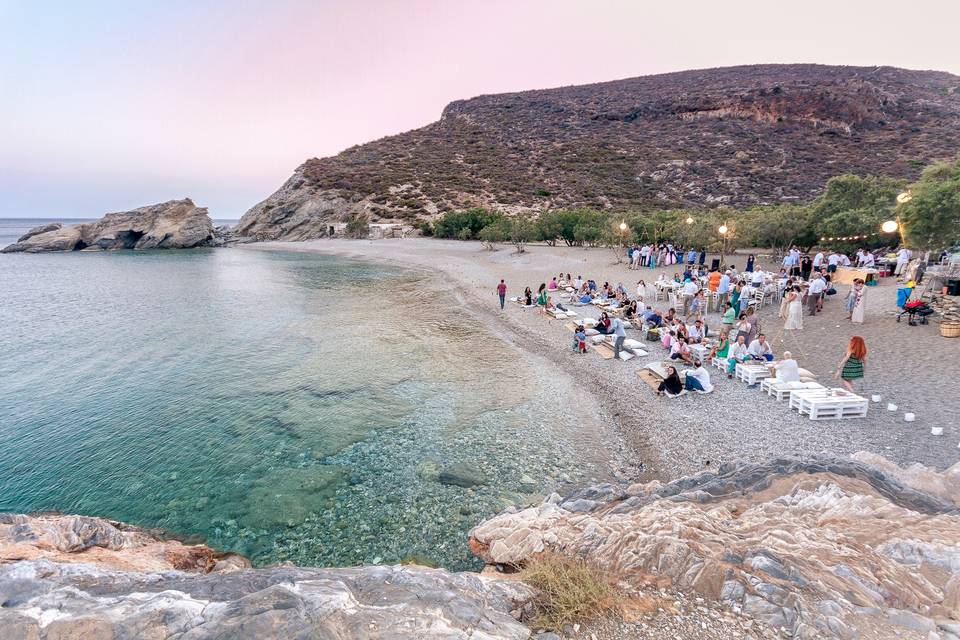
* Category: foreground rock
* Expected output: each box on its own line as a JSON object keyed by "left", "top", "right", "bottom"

{"left": 0, "top": 513, "right": 247, "bottom": 573}
{"left": 470, "top": 455, "right": 960, "bottom": 639}
{"left": 0, "top": 561, "right": 534, "bottom": 639}
{"left": 0, "top": 513, "right": 533, "bottom": 639}
{"left": 1, "top": 199, "right": 216, "bottom": 252}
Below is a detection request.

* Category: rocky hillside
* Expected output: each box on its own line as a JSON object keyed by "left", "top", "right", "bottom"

{"left": 1, "top": 199, "right": 219, "bottom": 253}
{"left": 237, "top": 64, "right": 960, "bottom": 240}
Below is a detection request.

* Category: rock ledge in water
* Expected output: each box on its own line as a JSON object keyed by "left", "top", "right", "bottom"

{"left": 1, "top": 199, "right": 217, "bottom": 253}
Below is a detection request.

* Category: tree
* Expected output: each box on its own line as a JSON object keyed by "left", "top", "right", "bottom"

{"left": 478, "top": 220, "right": 509, "bottom": 250}
{"left": 345, "top": 212, "right": 370, "bottom": 238}
{"left": 433, "top": 208, "right": 503, "bottom": 239}
{"left": 509, "top": 214, "right": 537, "bottom": 253}
{"left": 738, "top": 204, "right": 817, "bottom": 251}
{"left": 898, "top": 156, "right": 960, "bottom": 250}
{"left": 811, "top": 174, "right": 906, "bottom": 245}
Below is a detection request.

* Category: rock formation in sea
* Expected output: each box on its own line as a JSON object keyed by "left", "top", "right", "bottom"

{"left": 469, "top": 455, "right": 960, "bottom": 639}
{"left": 2, "top": 455, "right": 958, "bottom": 639}
{"left": 235, "top": 64, "right": 960, "bottom": 240}
{"left": 1, "top": 199, "right": 218, "bottom": 253}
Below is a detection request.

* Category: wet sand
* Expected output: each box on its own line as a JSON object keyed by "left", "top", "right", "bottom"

{"left": 244, "top": 238, "right": 960, "bottom": 480}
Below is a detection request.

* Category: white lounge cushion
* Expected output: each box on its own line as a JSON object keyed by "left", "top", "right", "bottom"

{"left": 591, "top": 335, "right": 605, "bottom": 344}
{"left": 582, "top": 318, "right": 598, "bottom": 327}
{"left": 618, "top": 351, "right": 635, "bottom": 361}
{"left": 585, "top": 328, "right": 599, "bottom": 336}
{"left": 623, "top": 339, "right": 644, "bottom": 349}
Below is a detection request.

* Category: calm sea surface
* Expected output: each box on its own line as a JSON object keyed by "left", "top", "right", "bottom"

{"left": 0, "top": 219, "right": 613, "bottom": 569}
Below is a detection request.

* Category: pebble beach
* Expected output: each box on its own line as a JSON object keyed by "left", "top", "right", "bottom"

{"left": 248, "top": 238, "right": 960, "bottom": 481}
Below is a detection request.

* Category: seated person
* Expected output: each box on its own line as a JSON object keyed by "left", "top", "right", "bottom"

{"left": 772, "top": 351, "right": 800, "bottom": 382}
{"left": 747, "top": 334, "right": 774, "bottom": 361}
{"left": 685, "top": 359, "right": 712, "bottom": 393}
{"left": 686, "top": 320, "right": 705, "bottom": 343}
{"left": 548, "top": 278, "right": 558, "bottom": 290}
{"left": 662, "top": 329, "right": 675, "bottom": 350}
{"left": 670, "top": 337, "right": 694, "bottom": 364}
{"left": 574, "top": 276, "right": 583, "bottom": 290}
{"left": 645, "top": 309, "right": 663, "bottom": 328}
{"left": 708, "top": 329, "right": 730, "bottom": 361}
{"left": 663, "top": 308, "right": 677, "bottom": 324}
{"left": 726, "top": 335, "right": 750, "bottom": 377}
{"left": 595, "top": 312, "right": 612, "bottom": 334}
{"left": 545, "top": 295, "right": 556, "bottom": 311}
{"left": 524, "top": 287, "right": 533, "bottom": 306}
{"left": 657, "top": 366, "right": 684, "bottom": 396}
{"left": 624, "top": 299, "right": 638, "bottom": 318}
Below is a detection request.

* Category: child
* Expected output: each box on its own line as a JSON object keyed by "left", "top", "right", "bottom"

{"left": 574, "top": 325, "right": 587, "bottom": 354}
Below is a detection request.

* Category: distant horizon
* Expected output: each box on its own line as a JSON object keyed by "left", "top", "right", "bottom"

{"left": 4, "top": 0, "right": 959, "bottom": 218}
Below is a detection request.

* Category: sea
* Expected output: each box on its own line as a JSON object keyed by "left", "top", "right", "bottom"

{"left": 0, "top": 218, "right": 617, "bottom": 569}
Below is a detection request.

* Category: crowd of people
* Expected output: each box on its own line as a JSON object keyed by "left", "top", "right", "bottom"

{"left": 496, "top": 244, "right": 886, "bottom": 400}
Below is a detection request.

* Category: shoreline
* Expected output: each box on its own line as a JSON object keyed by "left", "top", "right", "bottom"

{"left": 243, "top": 239, "right": 660, "bottom": 482}
{"left": 243, "top": 237, "right": 960, "bottom": 479}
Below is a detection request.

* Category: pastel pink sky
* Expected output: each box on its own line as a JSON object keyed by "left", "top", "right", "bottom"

{"left": 2, "top": 0, "right": 959, "bottom": 218}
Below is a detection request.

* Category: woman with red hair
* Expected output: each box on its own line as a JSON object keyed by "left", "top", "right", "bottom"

{"left": 835, "top": 336, "right": 867, "bottom": 391}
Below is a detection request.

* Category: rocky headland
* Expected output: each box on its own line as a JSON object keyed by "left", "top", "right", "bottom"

{"left": 236, "top": 64, "right": 960, "bottom": 240}
{"left": 1, "top": 199, "right": 223, "bottom": 253}
{"left": 2, "top": 454, "right": 958, "bottom": 639}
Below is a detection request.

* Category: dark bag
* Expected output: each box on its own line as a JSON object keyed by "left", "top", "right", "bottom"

{"left": 826, "top": 287, "right": 837, "bottom": 296}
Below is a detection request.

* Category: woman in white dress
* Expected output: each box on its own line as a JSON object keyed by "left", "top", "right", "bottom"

{"left": 783, "top": 286, "right": 803, "bottom": 330}
{"left": 849, "top": 281, "right": 866, "bottom": 324}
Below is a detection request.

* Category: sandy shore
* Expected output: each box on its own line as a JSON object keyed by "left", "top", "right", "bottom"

{"left": 244, "top": 238, "right": 960, "bottom": 480}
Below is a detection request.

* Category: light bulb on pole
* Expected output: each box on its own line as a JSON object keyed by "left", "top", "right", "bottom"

{"left": 718, "top": 224, "right": 729, "bottom": 266}
{"left": 881, "top": 220, "right": 899, "bottom": 234}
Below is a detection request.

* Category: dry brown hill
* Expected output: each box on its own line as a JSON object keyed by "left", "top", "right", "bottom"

{"left": 237, "top": 64, "right": 960, "bottom": 240}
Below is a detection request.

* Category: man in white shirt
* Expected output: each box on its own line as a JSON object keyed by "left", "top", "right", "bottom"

{"left": 686, "top": 320, "right": 704, "bottom": 343}
{"left": 812, "top": 251, "right": 824, "bottom": 271}
{"left": 862, "top": 252, "right": 875, "bottom": 268}
{"left": 895, "top": 247, "right": 911, "bottom": 276}
{"left": 640, "top": 244, "right": 650, "bottom": 266}
{"left": 773, "top": 351, "right": 801, "bottom": 383}
{"left": 681, "top": 278, "right": 699, "bottom": 296}
{"left": 807, "top": 273, "right": 825, "bottom": 315}
{"left": 574, "top": 276, "right": 583, "bottom": 290}
{"left": 855, "top": 249, "right": 864, "bottom": 267}
{"left": 684, "top": 359, "right": 713, "bottom": 393}
{"left": 751, "top": 270, "right": 764, "bottom": 286}
{"left": 827, "top": 252, "right": 840, "bottom": 274}
{"left": 840, "top": 254, "right": 852, "bottom": 267}
{"left": 748, "top": 334, "right": 774, "bottom": 361}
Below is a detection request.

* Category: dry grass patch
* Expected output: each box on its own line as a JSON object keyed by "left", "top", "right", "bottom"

{"left": 521, "top": 552, "right": 623, "bottom": 631}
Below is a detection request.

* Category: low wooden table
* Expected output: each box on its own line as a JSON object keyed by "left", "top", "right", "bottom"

{"left": 788, "top": 388, "right": 868, "bottom": 420}
{"left": 735, "top": 362, "right": 770, "bottom": 386}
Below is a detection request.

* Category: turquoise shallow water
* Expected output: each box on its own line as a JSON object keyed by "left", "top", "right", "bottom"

{"left": 0, "top": 237, "right": 614, "bottom": 569}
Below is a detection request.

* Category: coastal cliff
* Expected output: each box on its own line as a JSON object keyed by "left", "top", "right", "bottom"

{"left": 236, "top": 64, "right": 960, "bottom": 240}
{"left": 2, "top": 455, "right": 958, "bottom": 639}
{"left": 1, "top": 199, "right": 218, "bottom": 253}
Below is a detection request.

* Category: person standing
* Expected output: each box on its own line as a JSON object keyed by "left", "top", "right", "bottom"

{"left": 496, "top": 279, "right": 507, "bottom": 310}
{"left": 827, "top": 251, "right": 839, "bottom": 274}
{"left": 745, "top": 254, "right": 755, "bottom": 272}
{"left": 812, "top": 250, "right": 825, "bottom": 272}
{"left": 783, "top": 286, "right": 803, "bottom": 330}
{"left": 895, "top": 246, "right": 911, "bottom": 277}
{"left": 807, "top": 273, "right": 825, "bottom": 315}
{"left": 835, "top": 336, "right": 867, "bottom": 391}
{"left": 611, "top": 316, "right": 626, "bottom": 360}
{"left": 849, "top": 279, "right": 866, "bottom": 324}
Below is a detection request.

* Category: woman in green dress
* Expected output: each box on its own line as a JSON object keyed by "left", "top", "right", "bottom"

{"left": 536, "top": 283, "right": 548, "bottom": 315}
{"left": 835, "top": 335, "right": 867, "bottom": 391}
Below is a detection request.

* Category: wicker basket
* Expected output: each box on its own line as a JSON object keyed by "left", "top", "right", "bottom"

{"left": 940, "top": 322, "right": 960, "bottom": 338}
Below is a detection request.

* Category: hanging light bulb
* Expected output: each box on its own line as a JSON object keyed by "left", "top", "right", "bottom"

{"left": 881, "top": 220, "right": 899, "bottom": 233}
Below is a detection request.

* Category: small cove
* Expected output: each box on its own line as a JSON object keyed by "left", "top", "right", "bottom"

{"left": 0, "top": 243, "right": 624, "bottom": 569}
